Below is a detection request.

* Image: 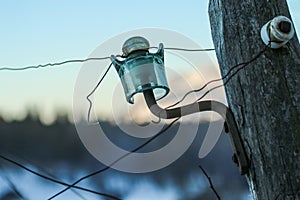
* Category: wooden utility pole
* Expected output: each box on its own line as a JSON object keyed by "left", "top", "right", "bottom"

{"left": 208, "top": 1, "right": 300, "bottom": 199}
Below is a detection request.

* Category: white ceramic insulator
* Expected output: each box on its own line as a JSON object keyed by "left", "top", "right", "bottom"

{"left": 260, "top": 16, "right": 295, "bottom": 49}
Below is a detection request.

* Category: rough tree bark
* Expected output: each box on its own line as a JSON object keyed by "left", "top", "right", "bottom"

{"left": 208, "top": 1, "right": 300, "bottom": 200}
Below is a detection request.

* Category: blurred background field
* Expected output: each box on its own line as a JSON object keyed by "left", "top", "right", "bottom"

{"left": 0, "top": 113, "right": 250, "bottom": 200}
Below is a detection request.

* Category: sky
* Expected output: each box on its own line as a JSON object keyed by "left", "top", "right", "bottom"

{"left": 0, "top": 0, "right": 299, "bottom": 124}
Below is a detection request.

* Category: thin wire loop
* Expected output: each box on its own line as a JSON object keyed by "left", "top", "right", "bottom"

{"left": 86, "top": 62, "right": 113, "bottom": 124}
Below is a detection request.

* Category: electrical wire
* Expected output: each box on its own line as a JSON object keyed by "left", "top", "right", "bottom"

{"left": 0, "top": 57, "right": 112, "bottom": 71}
{"left": 152, "top": 44, "right": 270, "bottom": 123}
{"left": 0, "top": 154, "right": 121, "bottom": 200}
{"left": 164, "top": 31, "right": 272, "bottom": 111}
{"left": 170, "top": 45, "right": 269, "bottom": 108}
{"left": 48, "top": 117, "right": 180, "bottom": 200}
{"left": 6, "top": 152, "right": 88, "bottom": 200}
{"left": 154, "top": 47, "right": 215, "bottom": 52}
{"left": 86, "top": 62, "right": 113, "bottom": 124}
{"left": 195, "top": 45, "right": 270, "bottom": 103}
{"left": 0, "top": 46, "right": 213, "bottom": 71}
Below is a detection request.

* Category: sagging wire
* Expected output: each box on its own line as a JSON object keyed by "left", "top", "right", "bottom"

{"left": 48, "top": 117, "right": 180, "bottom": 200}
{"left": 198, "top": 45, "right": 270, "bottom": 101}
{"left": 0, "top": 155, "right": 121, "bottom": 200}
{"left": 152, "top": 44, "right": 270, "bottom": 124}
{"left": 86, "top": 62, "right": 113, "bottom": 124}
{"left": 168, "top": 31, "right": 273, "bottom": 110}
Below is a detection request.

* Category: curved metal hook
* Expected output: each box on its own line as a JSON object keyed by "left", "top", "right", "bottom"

{"left": 143, "top": 89, "right": 249, "bottom": 175}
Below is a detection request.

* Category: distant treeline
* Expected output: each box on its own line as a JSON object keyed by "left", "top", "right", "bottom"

{"left": 0, "top": 116, "right": 249, "bottom": 199}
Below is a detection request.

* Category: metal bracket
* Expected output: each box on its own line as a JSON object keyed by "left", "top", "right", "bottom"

{"left": 143, "top": 89, "right": 249, "bottom": 175}
{"left": 224, "top": 109, "right": 249, "bottom": 175}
